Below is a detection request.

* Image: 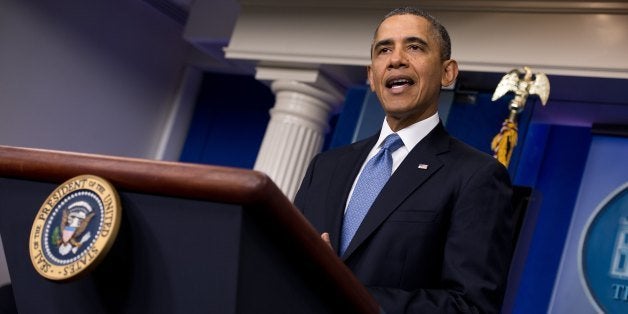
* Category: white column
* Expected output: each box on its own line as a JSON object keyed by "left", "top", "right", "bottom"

{"left": 254, "top": 67, "right": 344, "bottom": 200}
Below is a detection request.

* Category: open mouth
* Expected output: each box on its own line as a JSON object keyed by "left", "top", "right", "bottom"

{"left": 385, "top": 76, "right": 415, "bottom": 90}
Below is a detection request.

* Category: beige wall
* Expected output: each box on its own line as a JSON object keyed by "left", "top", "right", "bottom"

{"left": 0, "top": 0, "right": 192, "bottom": 158}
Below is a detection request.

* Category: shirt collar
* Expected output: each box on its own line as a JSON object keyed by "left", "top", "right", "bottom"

{"left": 376, "top": 113, "right": 440, "bottom": 151}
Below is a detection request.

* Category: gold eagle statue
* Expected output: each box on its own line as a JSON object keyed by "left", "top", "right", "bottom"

{"left": 491, "top": 66, "right": 550, "bottom": 167}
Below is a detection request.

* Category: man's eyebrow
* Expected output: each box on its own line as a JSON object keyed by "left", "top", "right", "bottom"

{"left": 405, "top": 36, "right": 429, "bottom": 46}
{"left": 372, "top": 36, "right": 429, "bottom": 51}
{"left": 372, "top": 39, "right": 393, "bottom": 51}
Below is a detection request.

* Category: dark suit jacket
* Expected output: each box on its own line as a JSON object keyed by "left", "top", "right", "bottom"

{"left": 294, "top": 123, "right": 514, "bottom": 314}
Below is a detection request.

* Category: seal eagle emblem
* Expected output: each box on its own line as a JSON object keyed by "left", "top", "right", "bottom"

{"left": 29, "top": 175, "right": 122, "bottom": 281}
{"left": 54, "top": 201, "right": 96, "bottom": 256}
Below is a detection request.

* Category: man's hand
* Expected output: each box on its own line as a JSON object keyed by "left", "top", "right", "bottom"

{"left": 321, "top": 232, "right": 332, "bottom": 250}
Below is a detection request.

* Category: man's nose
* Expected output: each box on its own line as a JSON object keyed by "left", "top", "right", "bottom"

{"left": 388, "top": 49, "right": 407, "bottom": 69}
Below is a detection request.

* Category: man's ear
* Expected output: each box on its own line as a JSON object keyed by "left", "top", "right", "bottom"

{"left": 367, "top": 65, "right": 376, "bottom": 92}
{"left": 441, "top": 59, "right": 459, "bottom": 88}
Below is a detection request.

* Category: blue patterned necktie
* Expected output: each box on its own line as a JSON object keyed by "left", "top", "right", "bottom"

{"left": 340, "top": 133, "right": 404, "bottom": 256}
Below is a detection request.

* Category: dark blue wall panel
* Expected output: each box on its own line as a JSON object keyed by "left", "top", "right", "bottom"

{"left": 179, "top": 72, "right": 274, "bottom": 169}
{"left": 328, "top": 86, "right": 367, "bottom": 148}
{"left": 446, "top": 93, "right": 511, "bottom": 155}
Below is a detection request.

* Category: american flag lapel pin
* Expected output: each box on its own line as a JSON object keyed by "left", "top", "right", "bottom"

{"left": 418, "top": 164, "right": 429, "bottom": 170}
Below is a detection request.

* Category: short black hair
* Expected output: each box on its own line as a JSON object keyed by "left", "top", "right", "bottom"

{"left": 373, "top": 7, "right": 452, "bottom": 61}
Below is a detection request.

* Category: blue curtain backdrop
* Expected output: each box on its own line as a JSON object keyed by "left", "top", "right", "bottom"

{"left": 510, "top": 124, "right": 592, "bottom": 313}
{"left": 548, "top": 133, "right": 628, "bottom": 313}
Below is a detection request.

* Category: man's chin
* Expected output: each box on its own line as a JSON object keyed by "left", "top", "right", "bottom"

{"left": 381, "top": 100, "right": 418, "bottom": 114}
{"left": 383, "top": 104, "right": 436, "bottom": 126}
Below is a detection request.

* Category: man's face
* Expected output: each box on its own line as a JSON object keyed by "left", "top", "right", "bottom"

{"left": 367, "top": 14, "right": 457, "bottom": 131}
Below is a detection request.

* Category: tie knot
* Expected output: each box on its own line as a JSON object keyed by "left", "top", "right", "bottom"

{"left": 380, "top": 133, "right": 403, "bottom": 152}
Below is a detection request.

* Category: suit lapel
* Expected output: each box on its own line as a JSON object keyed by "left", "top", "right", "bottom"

{"left": 341, "top": 124, "right": 451, "bottom": 260}
{"left": 325, "top": 136, "right": 377, "bottom": 251}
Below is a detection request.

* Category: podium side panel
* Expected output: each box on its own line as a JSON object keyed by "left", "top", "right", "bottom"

{"left": 236, "top": 209, "right": 351, "bottom": 314}
{"left": 0, "top": 178, "right": 242, "bottom": 314}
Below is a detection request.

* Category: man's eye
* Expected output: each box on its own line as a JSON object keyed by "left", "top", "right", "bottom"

{"left": 378, "top": 47, "right": 391, "bottom": 54}
{"left": 408, "top": 45, "right": 421, "bottom": 51}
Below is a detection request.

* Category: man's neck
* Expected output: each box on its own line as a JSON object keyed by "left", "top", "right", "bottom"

{"left": 385, "top": 108, "right": 438, "bottom": 132}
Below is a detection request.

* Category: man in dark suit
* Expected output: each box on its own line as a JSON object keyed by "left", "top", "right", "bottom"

{"left": 294, "top": 7, "right": 514, "bottom": 314}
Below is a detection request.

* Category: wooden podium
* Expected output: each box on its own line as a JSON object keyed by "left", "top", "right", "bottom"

{"left": 0, "top": 146, "right": 378, "bottom": 313}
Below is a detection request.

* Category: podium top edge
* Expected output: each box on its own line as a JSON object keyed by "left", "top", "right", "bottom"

{"left": 0, "top": 145, "right": 271, "bottom": 205}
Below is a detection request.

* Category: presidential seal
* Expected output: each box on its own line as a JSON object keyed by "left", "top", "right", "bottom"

{"left": 29, "top": 175, "right": 122, "bottom": 281}
{"left": 580, "top": 183, "right": 628, "bottom": 313}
